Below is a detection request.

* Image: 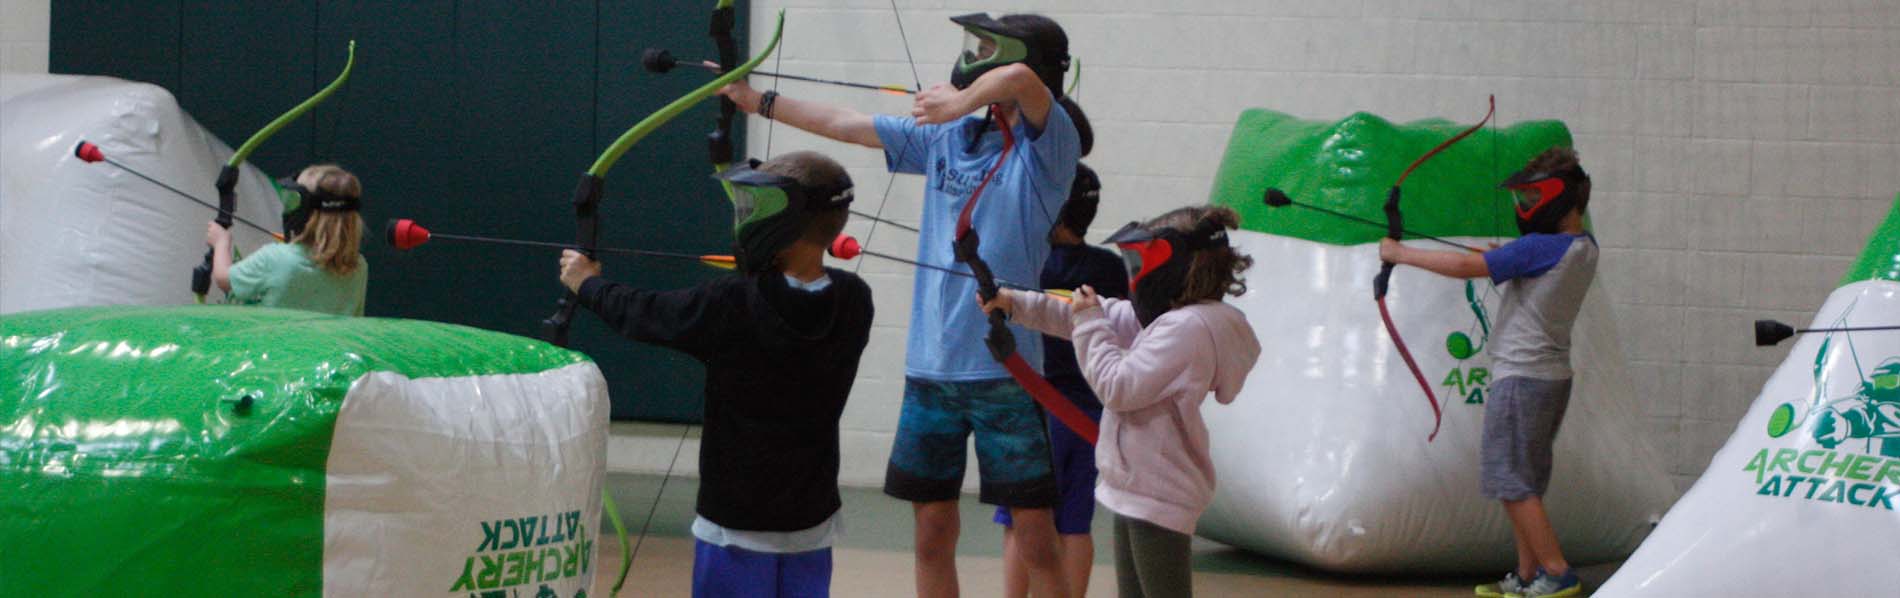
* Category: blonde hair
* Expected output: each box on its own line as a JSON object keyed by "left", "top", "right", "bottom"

{"left": 289, "top": 164, "right": 364, "bottom": 277}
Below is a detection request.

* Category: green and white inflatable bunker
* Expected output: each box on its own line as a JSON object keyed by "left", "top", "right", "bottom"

{"left": 1196, "top": 109, "right": 1673, "bottom": 573}
{"left": 1597, "top": 193, "right": 1900, "bottom": 596}
{"left": 0, "top": 306, "right": 608, "bottom": 596}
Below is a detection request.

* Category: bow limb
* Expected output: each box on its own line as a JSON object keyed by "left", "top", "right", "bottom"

{"left": 950, "top": 109, "right": 1099, "bottom": 445}
{"left": 1375, "top": 96, "right": 1494, "bottom": 442}
{"left": 193, "top": 40, "right": 357, "bottom": 303}
{"left": 541, "top": 10, "right": 785, "bottom": 347}
{"left": 709, "top": 0, "right": 741, "bottom": 185}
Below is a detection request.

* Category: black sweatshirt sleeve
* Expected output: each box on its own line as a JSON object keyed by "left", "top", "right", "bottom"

{"left": 575, "top": 275, "right": 730, "bottom": 358}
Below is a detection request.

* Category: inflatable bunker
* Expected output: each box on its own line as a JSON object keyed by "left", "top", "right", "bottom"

{"left": 1598, "top": 193, "right": 1900, "bottom": 596}
{"left": 1, "top": 74, "right": 287, "bottom": 313}
{"left": 1195, "top": 107, "right": 1674, "bottom": 573}
{"left": 0, "top": 306, "right": 608, "bottom": 596}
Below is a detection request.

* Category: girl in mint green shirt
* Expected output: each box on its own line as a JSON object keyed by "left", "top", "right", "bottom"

{"left": 205, "top": 164, "right": 368, "bottom": 316}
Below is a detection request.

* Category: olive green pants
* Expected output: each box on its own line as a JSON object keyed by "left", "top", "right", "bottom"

{"left": 1112, "top": 513, "right": 1192, "bottom": 597}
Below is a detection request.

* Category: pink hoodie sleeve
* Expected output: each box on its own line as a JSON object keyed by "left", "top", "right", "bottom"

{"left": 1073, "top": 306, "right": 1203, "bottom": 413}
{"left": 1002, "top": 289, "right": 1075, "bottom": 339}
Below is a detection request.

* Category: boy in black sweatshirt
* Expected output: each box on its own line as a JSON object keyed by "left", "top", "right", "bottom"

{"left": 557, "top": 151, "right": 874, "bottom": 597}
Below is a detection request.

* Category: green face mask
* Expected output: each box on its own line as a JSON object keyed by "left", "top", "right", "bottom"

{"left": 729, "top": 184, "right": 790, "bottom": 238}
{"left": 714, "top": 161, "right": 855, "bottom": 274}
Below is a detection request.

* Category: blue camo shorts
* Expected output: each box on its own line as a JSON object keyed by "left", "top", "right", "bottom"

{"left": 884, "top": 377, "right": 1058, "bottom": 507}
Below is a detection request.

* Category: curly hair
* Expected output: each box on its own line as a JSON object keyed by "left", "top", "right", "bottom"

{"left": 1140, "top": 205, "right": 1252, "bottom": 307}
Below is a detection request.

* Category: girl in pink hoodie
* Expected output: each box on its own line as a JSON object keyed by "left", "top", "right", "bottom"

{"left": 982, "top": 205, "right": 1261, "bottom": 597}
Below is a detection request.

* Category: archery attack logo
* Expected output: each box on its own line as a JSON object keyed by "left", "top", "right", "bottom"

{"left": 451, "top": 509, "right": 594, "bottom": 598}
{"left": 1742, "top": 305, "right": 1900, "bottom": 512}
{"left": 1440, "top": 279, "right": 1494, "bottom": 405}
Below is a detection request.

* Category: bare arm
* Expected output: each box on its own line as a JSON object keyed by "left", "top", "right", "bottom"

{"left": 912, "top": 63, "right": 1053, "bottom": 130}
{"left": 1380, "top": 239, "right": 1490, "bottom": 280}
{"left": 206, "top": 221, "right": 234, "bottom": 293}
{"left": 718, "top": 81, "right": 882, "bottom": 148}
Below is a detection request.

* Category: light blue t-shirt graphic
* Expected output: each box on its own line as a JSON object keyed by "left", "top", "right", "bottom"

{"left": 874, "top": 107, "right": 1080, "bottom": 380}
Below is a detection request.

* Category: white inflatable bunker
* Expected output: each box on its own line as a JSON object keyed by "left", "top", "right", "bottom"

{"left": 1196, "top": 108, "right": 1673, "bottom": 573}
{"left": 0, "top": 73, "right": 283, "bottom": 313}
{"left": 1598, "top": 196, "right": 1900, "bottom": 597}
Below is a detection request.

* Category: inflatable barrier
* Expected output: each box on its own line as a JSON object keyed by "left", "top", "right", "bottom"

{"left": 1597, "top": 193, "right": 1900, "bottom": 596}
{"left": 0, "top": 74, "right": 285, "bottom": 313}
{"left": 1196, "top": 108, "right": 1673, "bottom": 573}
{"left": 0, "top": 306, "right": 609, "bottom": 596}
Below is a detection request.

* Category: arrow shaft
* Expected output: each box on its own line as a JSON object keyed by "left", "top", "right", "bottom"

{"left": 98, "top": 156, "right": 280, "bottom": 236}
{"left": 1798, "top": 325, "right": 1900, "bottom": 334}
{"left": 1283, "top": 200, "right": 1483, "bottom": 253}
{"left": 679, "top": 60, "right": 913, "bottom": 95}
{"left": 854, "top": 246, "right": 1040, "bottom": 293}
{"left": 425, "top": 232, "right": 724, "bottom": 262}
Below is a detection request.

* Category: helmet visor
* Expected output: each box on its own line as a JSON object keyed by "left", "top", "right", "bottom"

{"left": 729, "top": 184, "right": 789, "bottom": 236}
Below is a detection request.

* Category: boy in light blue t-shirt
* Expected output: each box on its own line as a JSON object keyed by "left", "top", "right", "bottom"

{"left": 718, "top": 12, "right": 1082, "bottom": 598}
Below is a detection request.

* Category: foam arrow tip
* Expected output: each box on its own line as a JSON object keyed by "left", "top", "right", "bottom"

{"left": 829, "top": 234, "right": 862, "bottom": 260}
{"left": 1755, "top": 319, "right": 1797, "bottom": 346}
{"left": 386, "top": 218, "right": 432, "bottom": 251}
{"left": 73, "top": 141, "right": 104, "bottom": 163}
{"left": 1263, "top": 187, "right": 1292, "bottom": 207}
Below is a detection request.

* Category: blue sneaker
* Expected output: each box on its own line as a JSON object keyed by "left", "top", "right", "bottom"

{"left": 1509, "top": 570, "right": 1580, "bottom": 598}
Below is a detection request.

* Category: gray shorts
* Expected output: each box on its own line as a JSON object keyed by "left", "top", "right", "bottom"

{"left": 1481, "top": 376, "right": 1573, "bottom": 501}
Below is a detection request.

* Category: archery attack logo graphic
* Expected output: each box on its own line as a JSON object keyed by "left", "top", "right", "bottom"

{"left": 452, "top": 509, "right": 594, "bottom": 597}
{"left": 1440, "top": 279, "right": 1494, "bottom": 405}
{"left": 1743, "top": 304, "right": 1900, "bottom": 512}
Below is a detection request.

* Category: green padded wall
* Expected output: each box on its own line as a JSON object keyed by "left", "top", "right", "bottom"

{"left": 51, "top": 1, "right": 750, "bottom": 423}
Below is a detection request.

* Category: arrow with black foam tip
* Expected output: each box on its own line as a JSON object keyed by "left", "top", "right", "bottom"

{"left": 1263, "top": 187, "right": 1484, "bottom": 254}
{"left": 642, "top": 48, "right": 915, "bottom": 96}
{"left": 1754, "top": 320, "right": 1900, "bottom": 347}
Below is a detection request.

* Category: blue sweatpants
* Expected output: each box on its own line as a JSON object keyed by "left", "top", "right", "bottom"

{"left": 691, "top": 540, "right": 832, "bottom": 597}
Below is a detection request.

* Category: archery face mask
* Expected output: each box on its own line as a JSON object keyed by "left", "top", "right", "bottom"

{"left": 715, "top": 161, "right": 854, "bottom": 274}
{"left": 1105, "top": 219, "right": 1228, "bottom": 327}
{"left": 274, "top": 176, "right": 360, "bottom": 238}
{"left": 949, "top": 13, "right": 1068, "bottom": 93}
{"left": 1499, "top": 164, "right": 1588, "bottom": 235}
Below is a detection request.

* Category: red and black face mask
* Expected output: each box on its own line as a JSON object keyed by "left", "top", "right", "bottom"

{"left": 1500, "top": 165, "right": 1588, "bottom": 235}
{"left": 1105, "top": 219, "right": 1227, "bottom": 326}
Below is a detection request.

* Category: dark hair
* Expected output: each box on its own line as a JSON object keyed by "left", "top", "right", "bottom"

{"left": 1524, "top": 146, "right": 1591, "bottom": 212}
{"left": 999, "top": 14, "right": 1070, "bottom": 96}
{"left": 1053, "top": 162, "right": 1100, "bottom": 239}
{"left": 758, "top": 151, "right": 852, "bottom": 245}
{"left": 1143, "top": 206, "right": 1252, "bottom": 305}
{"left": 1057, "top": 96, "right": 1092, "bottom": 157}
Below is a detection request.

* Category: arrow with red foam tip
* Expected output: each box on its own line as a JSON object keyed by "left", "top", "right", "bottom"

{"left": 384, "top": 218, "right": 738, "bottom": 269}
{"left": 72, "top": 140, "right": 283, "bottom": 240}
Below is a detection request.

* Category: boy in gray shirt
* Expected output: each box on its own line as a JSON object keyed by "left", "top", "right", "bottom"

{"left": 1379, "top": 147, "right": 1595, "bottom": 598}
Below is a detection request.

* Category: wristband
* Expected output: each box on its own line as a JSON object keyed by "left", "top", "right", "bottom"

{"left": 758, "top": 90, "right": 779, "bottom": 120}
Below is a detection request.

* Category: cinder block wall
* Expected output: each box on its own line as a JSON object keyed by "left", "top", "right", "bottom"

{"left": 733, "top": 0, "right": 1900, "bottom": 496}
{"left": 0, "top": 0, "right": 49, "bottom": 73}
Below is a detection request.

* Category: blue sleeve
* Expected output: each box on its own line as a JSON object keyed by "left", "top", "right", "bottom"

{"left": 873, "top": 114, "right": 933, "bottom": 175}
{"left": 1484, "top": 234, "right": 1576, "bottom": 284}
{"left": 1018, "top": 103, "right": 1080, "bottom": 207}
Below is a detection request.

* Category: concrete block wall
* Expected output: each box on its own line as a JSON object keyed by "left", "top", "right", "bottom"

{"left": 0, "top": 0, "right": 49, "bottom": 73}
{"left": 732, "top": 0, "right": 1900, "bottom": 497}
